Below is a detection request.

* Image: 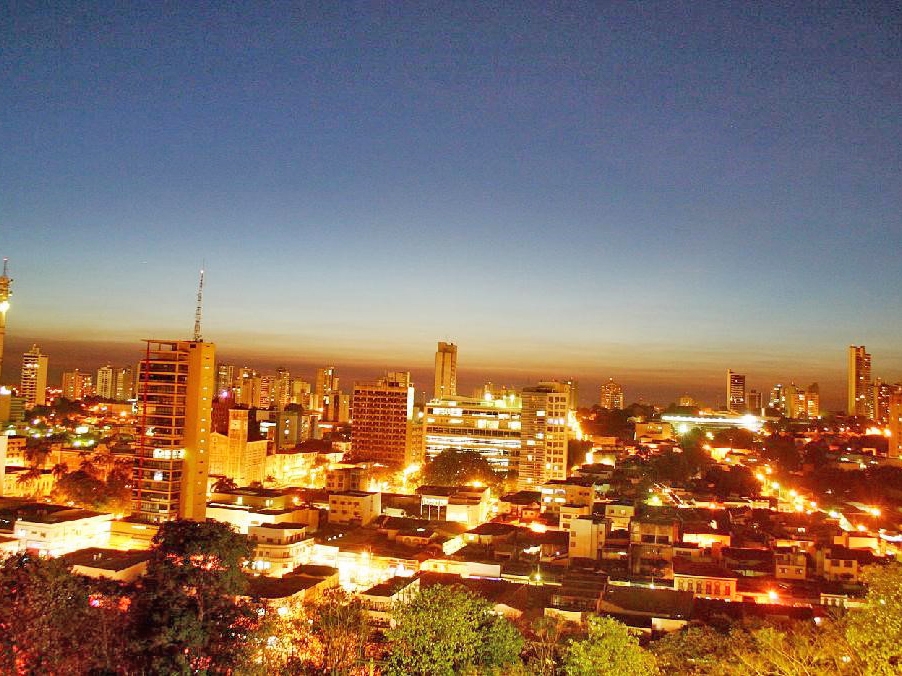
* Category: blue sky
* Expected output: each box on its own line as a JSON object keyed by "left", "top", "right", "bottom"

{"left": 1, "top": 1, "right": 900, "bottom": 407}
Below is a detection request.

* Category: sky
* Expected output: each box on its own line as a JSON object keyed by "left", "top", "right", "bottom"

{"left": 1, "top": 1, "right": 901, "bottom": 408}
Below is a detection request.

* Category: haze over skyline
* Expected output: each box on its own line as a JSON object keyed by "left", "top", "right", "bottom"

{"left": 2, "top": 2, "right": 900, "bottom": 408}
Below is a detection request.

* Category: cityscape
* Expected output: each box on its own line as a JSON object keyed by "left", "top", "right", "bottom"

{"left": 2, "top": 3, "right": 901, "bottom": 675}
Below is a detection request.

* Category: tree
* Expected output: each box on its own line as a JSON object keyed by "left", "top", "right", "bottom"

{"left": 212, "top": 476, "right": 238, "bottom": 492}
{"left": 422, "top": 449, "right": 502, "bottom": 488}
{"left": 0, "top": 554, "right": 95, "bottom": 673}
{"left": 563, "top": 616, "right": 658, "bottom": 676}
{"left": 131, "top": 520, "right": 261, "bottom": 674}
{"left": 650, "top": 624, "right": 733, "bottom": 674}
{"left": 525, "top": 616, "right": 572, "bottom": 675}
{"left": 846, "top": 563, "right": 902, "bottom": 673}
{"left": 312, "top": 588, "right": 371, "bottom": 674}
{"left": 386, "top": 584, "right": 523, "bottom": 675}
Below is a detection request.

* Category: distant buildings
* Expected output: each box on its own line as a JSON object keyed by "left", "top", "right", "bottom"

{"left": 20, "top": 344, "right": 48, "bottom": 408}
{"left": 726, "top": 370, "right": 746, "bottom": 413}
{"left": 515, "top": 381, "right": 570, "bottom": 489}
{"left": 351, "top": 371, "right": 417, "bottom": 466}
{"left": 133, "top": 339, "right": 215, "bottom": 523}
{"left": 209, "top": 408, "right": 267, "bottom": 486}
{"left": 0, "top": 258, "right": 10, "bottom": 383}
{"left": 888, "top": 391, "right": 902, "bottom": 459}
{"left": 848, "top": 345, "right": 873, "bottom": 418}
{"left": 61, "top": 369, "right": 92, "bottom": 401}
{"left": 96, "top": 364, "right": 134, "bottom": 401}
{"left": 599, "top": 379, "right": 624, "bottom": 410}
{"left": 433, "top": 342, "right": 457, "bottom": 400}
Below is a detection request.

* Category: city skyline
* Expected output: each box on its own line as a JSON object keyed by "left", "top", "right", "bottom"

{"left": 2, "top": 3, "right": 900, "bottom": 409}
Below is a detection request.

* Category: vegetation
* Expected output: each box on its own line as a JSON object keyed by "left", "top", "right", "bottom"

{"left": 385, "top": 584, "right": 523, "bottom": 675}
{"left": 564, "top": 615, "right": 658, "bottom": 676}
{"left": 421, "top": 449, "right": 503, "bottom": 488}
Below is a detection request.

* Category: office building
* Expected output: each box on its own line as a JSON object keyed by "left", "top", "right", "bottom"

{"left": 726, "top": 370, "right": 746, "bottom": 413}
{"left": 515, "top": 381, "right": 570, "bottom": 489}
{"left": 424, "top": 393, "right": 522, "bottom": 469}
{"left": 0, "top": 258, "right": 10, "bottom": 383}
{"left": 351, "top": 371, "right": 416, "bottom": 466}
{"left": 848, "top": 346, "right": 873, "bottom": 418}
{"left": 133, "top": 339, "right": 215, "bottom": 522}
{"left": 599, "top": 379, "right": 624, "bottom": 410}
{"left": 61, "top": 369, "right": 93, "bottom": 401}
{"left": 805, "top": 383, "right": 820, "bottom": 419}
{"left": 747, "top": 390, "right": 763, "bottom": 414}
{"left": 20, "top": 344, "right": 48, "bottom": 408}
{"left": 433, "top": 342, "right": 457, "bottom": 399}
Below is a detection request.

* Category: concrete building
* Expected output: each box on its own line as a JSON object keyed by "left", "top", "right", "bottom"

{"left": 14, "top": 508, "right": 113, "bottom": 557}
{"left": 599, "top": 378, "right": 624, "bottom": 410}
{"left": 248, "top": 523, "right": 315, "bottom": 577}
{"left": 848, "top": 345, "right": 873, "bottom": 418}
{"left": 515, "top": 382, "right": 570, "bottom": 489}
{"left": 328, "top": 491, "right": 381, "bottom": 526}
{"left": 726, "top": 370, "right": 746, "bottom": 413}
{"left": 888, "top": 390, "right": 902, "bottom": 458}
{"left": 569, "top": 515, "right": 611, "bottom": 560}
{"left": 209, "top": 408, "right": 267, "bottom": 486}
{"left": 423, "top": 393, "right": 522, "bottom": 469}
{"left": 433, "top": 341, "right": 457, "bottom": 399}
{"left": 132, "top": 339, "right": 215, "bottom": 523}
{"left": 0, "top": 259, "right": 10, "bottom": 384}
{"left": 61, "top": 369, "right": 92, "bottom": 401}
{"left": 20, "top": 344, "right": 48, "bottom": 408}
{"left": 351, "top": 372, "right": 416, "bottom": 466}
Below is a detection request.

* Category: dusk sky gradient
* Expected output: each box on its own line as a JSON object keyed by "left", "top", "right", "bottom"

{"left": 2, "top": 1, "right": 901, "bottom": 407}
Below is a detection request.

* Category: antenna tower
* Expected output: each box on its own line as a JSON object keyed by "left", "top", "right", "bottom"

{"left": 193, "top": 268, "right": 204, "bottom": 342}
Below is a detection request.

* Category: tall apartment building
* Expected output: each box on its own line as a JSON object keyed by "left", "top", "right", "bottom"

{"left": 424, "top": 393, "right": 522, "bottom": 469}
{"left": 747, "top": 390, "right": 763, "bottom": 414}
{"left": 888, "top": 391, "right": 902, "bottom": 459}
{"left": 133, "top": 339, "right": 215, "bottom": 523}
{"left": 726, "top": 370, "right": 746, "bottom": 413}
{"left": 516, "top": 382, "right": 570, "bottom": 489}
{"left": 61, "top": 369, "right": 93, "bottom": 401}
{"left": 434, "top": 342, "right": 457, "bottom": 399}
{"left": 0, "top": 258, "right": 10, "bottom": 383}
{"left": 216, "top": 363, "right": 234, "bottom": 396}
{"left": 599, "top": 379, "right": 624, "bottom": 410}
{"left": 209, "top": 408, "right": 267, "bottom": 486}
{"left": 848, "top": 346, "right": 873, "bottom": 418}
{"left": 20, "top": 344, "right": 48, "bottom": 408}
{"left": 351, "top": 371, "right": 415, "bottom": 466}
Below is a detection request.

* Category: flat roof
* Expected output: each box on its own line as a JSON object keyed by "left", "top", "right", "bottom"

{"left": 65, "top": 548, "right": 151, "bottom": 571}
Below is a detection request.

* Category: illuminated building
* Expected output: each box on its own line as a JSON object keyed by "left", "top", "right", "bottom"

{"left": 569, "top": 515, "right": 610, "bottom": 560}
{"left": 599, "top": 378, "right": 624, "bottom": 410}
{"left": 351, "top": 372, "right": 416, "bottom": 466}
{"left": 768, "top": 384, "right": 785, "bottom": 413}
{"left": 433, "top": 342, "right": 457, "bottom": 399}
{"left": 216, "top": 363, "right": 234, "bottom": 396}
{"left": 97, "top": 365, "right": 133, "bottom": 401}
{"left": 13, "top": 506, "right": 113, "bottom": 557}
{"left": 61, "top": 369, "right": 93, "bottom": 401}
{"left": 20, "top": 344, "right": 48, "bottom": 408}
{"left": 248, "top": 524, "right": 315, "bottom": 577}
{"left": 273, "top": 367, "right": 291, "bottom": 410}
{"left": 328, "top": 490, "right": 382, "bottom": 526}
{"left": 316, "top": 366, "right": 339, "bottom": 398}
{"left": 805, "top": 382, "right": 820, "bottom": 419}
{"left": 888, "top": 391, "right": 902, "bottom": 458}
{"left": 848, "top": 345, "right": 873, "bottom": 418}
{"left": 747, "top": 390, "right": 763, "bottom": 414}
{"left": 873, "top": 379, "right": 901, "bottom": 424}
{"left": 678, "top": 394, "right": 696, "bottom": 407}
{"left": 0, "top": 258, "right": 10, "bottom": 383}
{"left": 515, "top": 381, "right": 570, "bottom": 489}
{"left": 133, "top": 339, "right": 215, "bottom": 523}
{"left": 726, "top": 370, "right": 746, "bottom": 413}
{"left": 423, "top": 393, "right": 522, "bottom": 469}
{"left": 209, "top": 408, "right": 267, "bottom": 486}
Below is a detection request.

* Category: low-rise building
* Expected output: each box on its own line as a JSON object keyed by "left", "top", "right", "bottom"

{"left": 328, "top": 491, "right": 381, "bottom": 526}
{"left": 569, "top": 515, "right": 611, "bottom": 561}
{"left": 249, "top": 524, "right": 315, "bottom": 577}
{"left": 358, "top": 575, "right": 421, "bottom": 627}
{"left": 14, "top": 508, "right": 113, "bottom": 557}
{"left": 672, "top": 559, "right": 738, "bottom": 601}
{"left": 65, "top": 548, "right": 151, "bottom": 582}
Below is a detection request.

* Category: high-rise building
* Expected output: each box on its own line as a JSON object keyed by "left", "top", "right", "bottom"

{"left": 747, "top": 390, "right": 763, "bottom": 414}
{"left": 216, "top": 363, "right": 234, "bottom": 397}
{"left": 273, "top": 367, "right": 291, "bottom": 411}
{"left": 433, "top": 342, "right": 457, "bottom": 400}
{"left": 351, "top": 371, "right": 416, "bottom": 466}
{"left": 316, "top": 366, "right": 339, "bottom": 397}
{"left": 726, "top": 370, "right": 746, "bottom": 413}
{"left": 0, "top": 258, "right": 10, "bottom": 384}
{"left": 805, "top": 383, "right": 820, "bottom": 419}
{"left": 888, "top": 391, "right": 902, "bottom": 459}
{"left": 61, "top": 369, "right": 92, "bottom": 401}
{"left": 20, "top": 345, "right": 48, "bottom": 408}
{"left": 424, "top": 393, "right": 522, "bottom": 469}
{"left": 599, "top": 379, "right": 624, "bottom": 410}
{"left": 133, "top": 339, "right": 215, "bottom": 523}
{"left": 96, "top": 364, "right": 114, "bottom": 399}
{"left": 209, "top": 408, "right": 267, "bottom": 486}
{"left": 848, "top": 346, "right": 873, "bottom": 418}
{"left": 516, "top": 381, "right": 570, "bottom": 489}
{"left": 874, "top": 380, "right": 902, "bottom": 425}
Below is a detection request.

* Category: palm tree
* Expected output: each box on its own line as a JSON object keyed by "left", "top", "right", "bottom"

{"left": 51, "top": 462, "right": 69, "bottom": 482}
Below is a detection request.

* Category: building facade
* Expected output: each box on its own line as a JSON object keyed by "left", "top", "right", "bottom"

{"left": 599, "top": 379, "right": 624, "bottom": 410}
{"left": 351, "top": 372, "right": 416, "bottom": 466}
{"left": 133, "top": 339, "right": 215, "bottom": 523}
{"left": 515, "top": 382, "right": 570, "bottom": 489}
{"left": 433, "top": 342, "right": 457, "bottom": 400}
{"left": 20, "top": 344, "right": 48, "bottom": 408}
{"left": 848, "top": 345, "right": 873, "bottom": 418}
{"left": 423, "top": 393, "right": 521, "bottom": 469}
{"left": 726, "top": 370, "right": 746, "bottom": 413}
